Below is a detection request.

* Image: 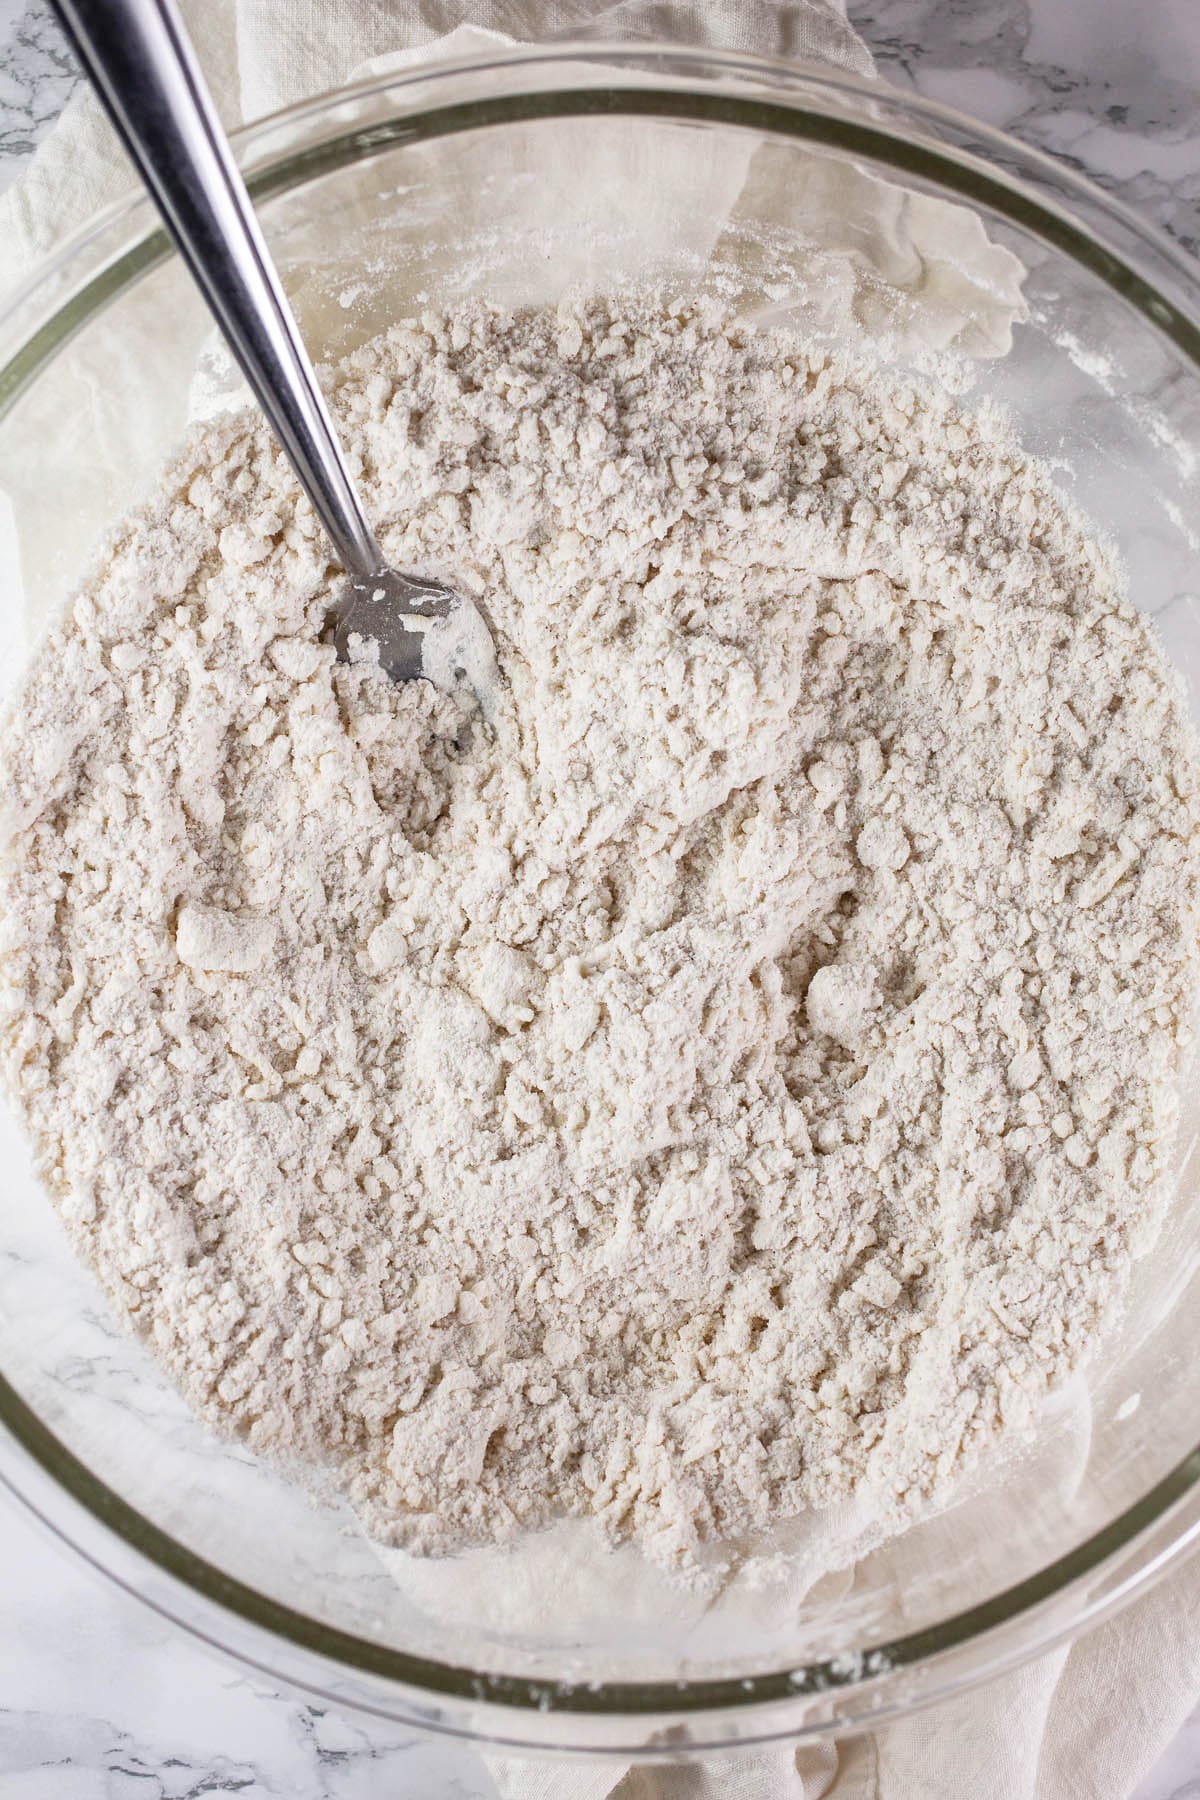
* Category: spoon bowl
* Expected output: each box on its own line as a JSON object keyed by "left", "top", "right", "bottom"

{"left": 332, "top": 566, "right": 500, "bottom": 699}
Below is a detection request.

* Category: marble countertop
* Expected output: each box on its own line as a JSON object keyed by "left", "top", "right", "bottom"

{"left": 2, "top": 0, "right": 1200, "bottom": 1794}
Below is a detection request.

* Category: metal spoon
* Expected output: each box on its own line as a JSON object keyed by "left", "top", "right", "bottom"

{"left": 49, "top": 0, "right": 494, "bottom": 695}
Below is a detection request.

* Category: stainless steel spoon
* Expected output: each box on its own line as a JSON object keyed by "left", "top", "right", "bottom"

{"left": 50, "top": 0, "right": 494, "bottom": 694}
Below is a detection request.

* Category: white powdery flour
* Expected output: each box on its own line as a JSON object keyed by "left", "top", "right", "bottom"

{"left": 4, "top": 300, "right": 1200, "bottom": 1565}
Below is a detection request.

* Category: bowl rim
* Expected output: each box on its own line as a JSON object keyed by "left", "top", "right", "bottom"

{"left": 3, "top": 35, "right": 1200, "bottom": 1745}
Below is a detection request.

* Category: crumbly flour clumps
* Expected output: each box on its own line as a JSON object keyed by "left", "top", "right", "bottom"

{"left": 4, "top": 301, "right": 1200, "bottom": 1565}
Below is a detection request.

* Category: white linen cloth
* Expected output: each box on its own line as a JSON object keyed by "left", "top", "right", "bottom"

{"left": 2, "top": 2, "right": 1198, "bottom": 1796}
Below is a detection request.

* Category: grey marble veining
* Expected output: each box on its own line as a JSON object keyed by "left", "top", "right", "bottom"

{"left": 0, "top": 1489, "right": 499, "bottom": 1798}
{"left": 849, "top": 0, "right": 1200, "bottom": 254}
{"left": 0, "top": 0, "right": 78, "bottom": 191}
{"left": 3, "top": 0, "right": 1200, "bottom": 1795}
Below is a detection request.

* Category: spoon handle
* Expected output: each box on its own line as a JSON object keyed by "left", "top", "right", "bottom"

{"left": 50, "top": 0, "right": 382, "bottom": 578}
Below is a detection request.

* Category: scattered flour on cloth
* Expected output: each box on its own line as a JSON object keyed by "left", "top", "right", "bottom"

{"left": 4, "top": 300, "right": 1200, "bottom": 1565}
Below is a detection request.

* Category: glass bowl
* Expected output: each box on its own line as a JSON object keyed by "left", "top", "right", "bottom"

{"left": 2, "top": 40, "right": 1200, "bottom": 1759}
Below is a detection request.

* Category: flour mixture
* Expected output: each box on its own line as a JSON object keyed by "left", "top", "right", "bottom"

{"left": 4, "top": 300, "right": 1199, "bottom": 1564}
